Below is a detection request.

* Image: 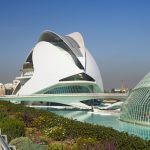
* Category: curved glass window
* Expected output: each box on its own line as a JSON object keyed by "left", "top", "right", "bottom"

{"left": 23, "top": 51, "right": 33, "bottom": 70}
{"left": 44, "top": 85, "right": 94, "bottom": 94}
{"left": 59, "top": 73, "right": 95, "bottom": 82}
{"left": 64, "top": 36, "right": 80, "bottom": 49}
{"left": 26, "top": 51, "right": 33, "bottom": 63}
{"left": 64, "top": 36, "right": 83, "bottom": 57}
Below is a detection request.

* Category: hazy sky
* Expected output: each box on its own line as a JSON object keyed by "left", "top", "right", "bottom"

{"left": 0, "top": 0, "right": 150, "bottom": 90}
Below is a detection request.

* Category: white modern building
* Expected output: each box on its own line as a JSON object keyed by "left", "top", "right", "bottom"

{"left": 13, "top": 31, "right": 103, "bottom": 106}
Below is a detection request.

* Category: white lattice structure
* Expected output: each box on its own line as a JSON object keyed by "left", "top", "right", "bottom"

{"left": 120, "top": 72, "right": 150, "bottom": 125}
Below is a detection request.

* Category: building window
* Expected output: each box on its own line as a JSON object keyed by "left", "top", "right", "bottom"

{"left": 59, "top": 73, "right": 95, "bottom": 82}
{"left": 44, "top": 85, "right": 94, "bottom": 94}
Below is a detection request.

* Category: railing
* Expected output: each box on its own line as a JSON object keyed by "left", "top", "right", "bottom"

{"left": 0, "top": 129, "right": 16, "bottom": 150}
{"left": 0, "top": 93, "right": 128, "bottom": 99}
{"left": 21, "top": 62, "right": 34, "bottom": 76}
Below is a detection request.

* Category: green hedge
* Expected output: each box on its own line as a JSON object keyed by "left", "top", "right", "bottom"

{"left": 0, "top": 117, "right": 25, "bottom": 141}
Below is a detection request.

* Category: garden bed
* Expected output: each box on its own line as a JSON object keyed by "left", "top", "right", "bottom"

{"left": 0, "top": 101, "right": 150, "bottom": 150}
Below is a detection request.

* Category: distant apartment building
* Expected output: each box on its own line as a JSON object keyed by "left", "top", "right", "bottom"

{"left": 0, "top": 83, "right": 5, "bottom": 96}
{"left": 0, "top": 80, "right": 20, "bottom": 96}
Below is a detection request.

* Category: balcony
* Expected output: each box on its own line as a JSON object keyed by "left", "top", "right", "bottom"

{"left": 21, "top": 62, "right": 34, "bottom": 76}
{"left": 23, "top": 62, "right": 33, "bottom": 69}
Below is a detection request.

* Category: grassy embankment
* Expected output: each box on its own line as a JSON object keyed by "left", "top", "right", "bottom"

{"left": 0, "top": 101, "right": 150, "bottom": 150}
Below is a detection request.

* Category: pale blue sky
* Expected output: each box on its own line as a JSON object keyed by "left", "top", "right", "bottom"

{"left": 0, "top": 0, "right": 150, "bottom": 90}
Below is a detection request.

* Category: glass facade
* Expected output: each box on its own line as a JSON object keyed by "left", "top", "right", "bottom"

{"left": 120, "top": 73, "right": 150, "bottom": 126}
{"left": 44, "top": 85, "right": 94, "bottom": 94}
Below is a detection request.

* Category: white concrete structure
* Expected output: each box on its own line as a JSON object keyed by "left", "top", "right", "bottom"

{"left": 12, "top": 31, "right": 103, "bottom": 106}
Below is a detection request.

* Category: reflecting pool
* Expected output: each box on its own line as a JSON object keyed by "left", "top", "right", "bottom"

{"left": 50, "top": 110, "right": 150, "bottom": 140}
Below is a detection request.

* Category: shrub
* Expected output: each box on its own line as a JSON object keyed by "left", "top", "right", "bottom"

{"left": 48, "top": 143, "right": 66, "bottom": 150}
{"left": 9, "top": 137, "right": 32, "bottom": 149}
{"left": 18, "top": 143, "right": 48, "bottom": 150}
{"left": 17, "top": 111, "right": 35, "bottom": 127}
{"left": 0, "top": 118, "right": 25, "bottom": 141}
{"left": 71, "top": 137, "right": 103, "bottom": 150}
{"left": 0, "top": 110, "right": 8, "bottom": 120}
{"left": 10, "top": 137, "right": 48, "bottom": 150}
{"left": 44, "top": 125, "right": 66, "bottom": 141}
{"left": 32, "top": 115, "right": 50, "bottom": 129}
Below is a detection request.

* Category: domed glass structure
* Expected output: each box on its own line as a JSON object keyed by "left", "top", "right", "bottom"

{"left": 120, "top": 72, "right": 150, "bottom": 126}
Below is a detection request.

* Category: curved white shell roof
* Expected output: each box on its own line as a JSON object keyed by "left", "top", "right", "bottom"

{"left": 17, "top": 31, "right": 103, "bottom": 95}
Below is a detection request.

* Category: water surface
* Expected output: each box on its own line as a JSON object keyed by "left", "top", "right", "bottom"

{"left": 50, "top": 110, "right": 150, "bottom": 140}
